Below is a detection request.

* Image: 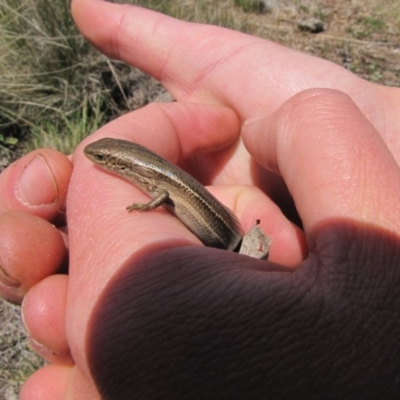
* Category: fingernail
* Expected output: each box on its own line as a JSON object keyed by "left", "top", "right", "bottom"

{"left": 0, "top": 261, "right": 20, "bottom": 288}
{"left": 27, "top": 336, "right": 54, "bottom": 359}
{"left": 20, "top": 307, "right": 50, "bottom": 356}
{"left": 244, "top": 115, "right": 268, "bottom": 125}
{"left": 17, "top": 154, "right": 58, "bottom": 206}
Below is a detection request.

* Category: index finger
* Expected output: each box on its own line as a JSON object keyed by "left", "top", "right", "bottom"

{"left": 70, "top": 0, "right": 367, "bottom": 118}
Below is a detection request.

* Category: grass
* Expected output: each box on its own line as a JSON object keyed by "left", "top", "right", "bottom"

{"left": 0, "top": 0, "right": 110, "bottom": 154}
{"left": 1, "top": 0, "right": 400, "bottom": 397}
{"left": 0, "top": 0, "right": 248, "bottom": 156}
{"left": 0, "top": 301, "right": 44, "bottom": 399}
{"left": 233, "top": 0, "right": 260, "bottom": 13}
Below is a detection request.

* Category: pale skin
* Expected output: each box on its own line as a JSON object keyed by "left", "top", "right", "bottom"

{"left": 0, "top": 1, "right": 400, "bottom": 398}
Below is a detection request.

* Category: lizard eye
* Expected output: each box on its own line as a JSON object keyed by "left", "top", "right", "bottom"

{"left": 94, "top": 154, "right": 105, "bottom": 162}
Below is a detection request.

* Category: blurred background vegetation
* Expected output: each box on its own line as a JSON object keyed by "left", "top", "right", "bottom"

{"left": 0, "top": 0, "right": 268, "bottom": 162}
{"left": 0, "top": 0, "right": 399, "bottom": 398}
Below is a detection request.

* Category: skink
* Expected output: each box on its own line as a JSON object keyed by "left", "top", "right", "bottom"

{"left": 84, "top": 137, "right": 243, "bottom": 251}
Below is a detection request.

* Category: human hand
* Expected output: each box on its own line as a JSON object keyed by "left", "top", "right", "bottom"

{"left": 69, "top": 0, "right": 400, "bottom": 170}
{"left": 3, "top": 0, "right": 398, "bottom": 297}
{"left": 19, "top": 88, "right": 400, "bottom": 400}
{"left": 0, "top": 149, "right": 70, "bottom": 304}
{"left": 0, "top": 1, "right": 398, "bottom": 393}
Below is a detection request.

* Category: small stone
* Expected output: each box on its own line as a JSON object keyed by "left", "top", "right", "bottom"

{"left": 239, "top": 220, "right": 272, "bottom": 260}
{"left": 298, "top": 17, "right": 325, "bottom": 33}
{"left": 258, "top": 0, "right": 277, "bottom": 14}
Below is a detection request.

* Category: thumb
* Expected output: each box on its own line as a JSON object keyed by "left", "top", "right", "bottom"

{"left": 242, "top": 88, "right": 400, "bottom": 234}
